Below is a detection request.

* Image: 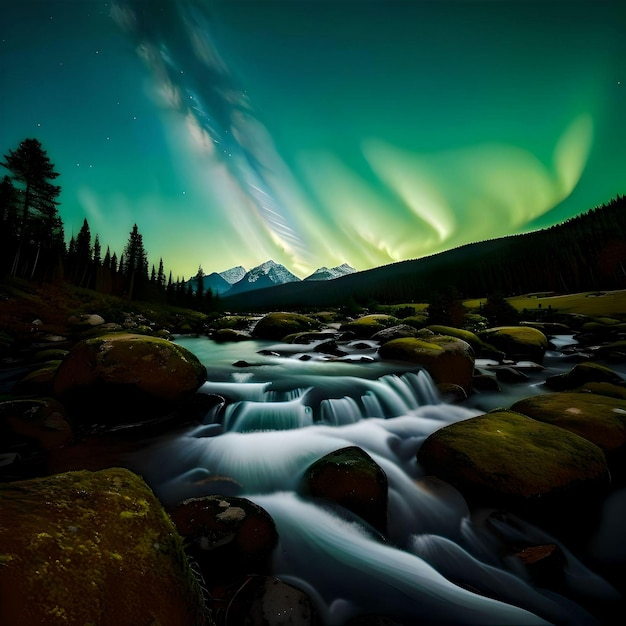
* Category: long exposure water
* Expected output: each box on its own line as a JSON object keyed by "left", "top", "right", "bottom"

{"left": 131, "top": 335, "right": 624, "bottom": 625}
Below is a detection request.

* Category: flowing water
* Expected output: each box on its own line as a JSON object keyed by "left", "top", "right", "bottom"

{"left": 131, "top": 336, "right": 624, "bottom": 625}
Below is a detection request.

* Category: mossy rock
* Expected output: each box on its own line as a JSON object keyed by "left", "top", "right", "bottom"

{"left": 398, "top": 314, "right": 429, "bottom": 329}
{"left": 511, "top": 392, "right": 626, "bottom": 479}
{"left": 371, "top": 324, "right": 420, "bottom": 343}
{"left": 545, "top": 362, "right": 624, "bottom": 391}
{"left": 417, "top": 410, "right": 609, "bottom": 533}
{"left": 212, "top": 328, "right": 252, "bottom": 342}
{"left": 340, "top": 314, "right": 399, "bottom": 339}
{"left": 252, "top": 312, "right": 321, "bottom": 341}
{"left": 32, "top": 348, "right": 69, "bottom": 363}
{"left": 52, "top": 333, "right": 207, "bottom": 425}
{"left": 478, "top": 326, "right": 548, "bottom": 362}
{"left": 12, "top": 361, "right": 63, "bottom": 396}
{"left": 519, "top": 321, "right": 573, "bottom": 335}
{"left": 580, "top": 382, "right": 626, "bottom": 400}
{"left": 378, "top": 335, "right": 475, "bottom": 392}
{"left": 300, "top": 446, "right": 388, "bottom": 533}
{"left": 0, "top": 468, "right": 208, "bottom": 625}
{"left": 426, "top": 325, "right": 491, "bottom": 355}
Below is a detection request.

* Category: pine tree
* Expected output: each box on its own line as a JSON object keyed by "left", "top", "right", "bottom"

{"left": 122, "top": 224, "right": 148, "bottom": 299}
{"left": 1, "top": 138, "right": 61, "bottom": 277}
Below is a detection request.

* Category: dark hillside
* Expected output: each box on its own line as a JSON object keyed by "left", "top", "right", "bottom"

{"left": 221, "top": 195, "right": 626, "bottom": 311}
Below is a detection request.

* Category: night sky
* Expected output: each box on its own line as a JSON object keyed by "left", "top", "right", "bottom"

{"left": 1, "top": 1, "right": 625, "bottom": 280}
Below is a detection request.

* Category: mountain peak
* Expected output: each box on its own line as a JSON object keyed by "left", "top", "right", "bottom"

{"left": 304, "top": 263, "right": 357, "bottom": 281}
{"left": 226, "top": 259, "right": 301, "bottom": 295}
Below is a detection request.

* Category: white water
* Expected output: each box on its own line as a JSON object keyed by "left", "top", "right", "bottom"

{"left": 132, "top": 335, "right": 622, "bottom": 625}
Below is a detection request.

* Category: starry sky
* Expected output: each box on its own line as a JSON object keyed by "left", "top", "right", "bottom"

{"left": 1, "top": 0, "right": 625, "bottom": 280}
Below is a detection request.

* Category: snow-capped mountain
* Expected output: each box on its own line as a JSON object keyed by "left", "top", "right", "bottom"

{"left": 226, "top": 260, "right": 301, "bottom": 295}
{"left": 304, "top": 263, "right": 357, "bottom": 281}
{"left": 218, "top": 265, "right": 246, "bottom": 285}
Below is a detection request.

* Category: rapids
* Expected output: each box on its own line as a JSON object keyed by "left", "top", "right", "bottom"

{"left": 130, "top": 335, "right": 623, "bottom": 625}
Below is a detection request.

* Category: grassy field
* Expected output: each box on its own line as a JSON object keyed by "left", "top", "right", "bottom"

{"left": 464, "top": 290, "right": 626, "bottom": 317}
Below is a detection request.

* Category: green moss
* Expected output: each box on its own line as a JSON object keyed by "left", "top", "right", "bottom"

{"left": 0, "top": 468, "right": 206, "bottom": 624}
{"left": 252, "top": 312, "right": 320, "bottom": 340}
{"left": 419, "top": 410, "right": 608, "bottom": 498}
{"left": 511, "top": 392, "right": 626, "bottom": 454}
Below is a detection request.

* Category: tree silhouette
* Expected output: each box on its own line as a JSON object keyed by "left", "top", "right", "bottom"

{"left": 122, "top": 223, "right": 148, "bottom": 299}
{"left": 1, "top": 138, "right": 62, "bottom": 278}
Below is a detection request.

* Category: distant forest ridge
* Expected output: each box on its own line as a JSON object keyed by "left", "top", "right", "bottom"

{"left": 221, "top": 194, "right": 626, "bottom": 311}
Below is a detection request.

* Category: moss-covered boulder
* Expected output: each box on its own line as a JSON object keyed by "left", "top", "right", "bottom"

{"left": 417, "top": 410, "right": 610, "bottom": 533}
{"left": 545, "top": 362, "right": 624, "bottom": 391}
{"left": 168, "top": 495, "right": 278, "bottom": 586}
{"left": 425, "top": 325, "right": 490, "bottom": 355}
{"left": 212, "top": 327, "right": 252, "bottom": 342}
{"left": 378, "top": 334, "right": 475, "bottom": 392}
{"left": 478, "top": 326, "right": 548, "bottom": 362}
{"left": 252, "top": 312, "right": 321, "bottom": 341}
{"left": 371, "top": 324, "right": 420, "bottom": 343}
{"left": 511, "top": 392, "right": 626, "bottom": 479}
{"left": 52, "top": 332, "right": 206, "bottom": 426}
{"left": 340, "top": 314, "right": 399, "bottom": 339}
{"left": 0, "top": 468, "right": 208, "bottom": 625}
{"left": 580, "top": 382, "right": 626, "bottom": 400}
{"left": 299, "top": 446, "right": 388, "bottom": 532}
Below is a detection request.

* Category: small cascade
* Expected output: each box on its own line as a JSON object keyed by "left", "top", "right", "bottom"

{"left": 223, "top": 398, "right": 314, "bottom": 432}
{"left": 320, "top": 396, "right": 362, "bottom": 425}
{"left": 200, "top": 380, "right": 270, "bottom": 401}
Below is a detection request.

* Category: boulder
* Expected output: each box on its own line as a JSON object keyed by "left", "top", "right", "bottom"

{"left": 371, "top": 324, "right": 419, "bottom": 343}
{"left": 378, "top": 335, "right": 475, "bottom": 392}
{"left": 252, "top": 313, "right": 320, "bottom": 341}
{"left": 0, "top": 398, "right": 73, "bottom": 480}
{"left": 425, "top": 325, "right": 489, "bottom": 355}
{"left": 340, "top": 314, "right": 398, "bottom": 339}
{"left": 168, "top": 495, "right": 278, "bottom": 586}
{"left": 417, "top": 410, "right": 610, "bottom": 534}
{"left": 299, "top": 446, "right": 388, "bottom": 532}
{"left": 213, "top": 328, "right": 252, "bottom": 342}
{"left": 580, "top": 382, "right": 626, "bottom": 400}
{"left": 52, "top": 332, "right": 206, "bottom": 426}
{"left": 225, "top": 576, "right": 321, "bottom": 626}
{"left": 545, "top": 362, "right": 624, "bottom": 391}
{"left": 478, "top": 326, "right": 548, "bottom": 363}
{"left": 511, "top": 392, "right": 626, "bottom": 479}
{"left": 0, "top": 468, "right": 208, "bottom": 625}
{"left": 12, "top": 360, "right": 62, "bottom": 395}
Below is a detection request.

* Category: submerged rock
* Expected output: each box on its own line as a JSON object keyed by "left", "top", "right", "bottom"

{"left": 299, "top": 446, "right": 388, "bottom": 533}
{"left": 0, "top": 467, "right": 209, "bottom": 625}
{"left": 417, "top": 410, "right": 610, "bottom": 534}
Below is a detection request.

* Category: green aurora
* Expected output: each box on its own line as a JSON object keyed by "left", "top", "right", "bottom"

{"left": 1, "top": 0, "right": 625, "bottom": 279}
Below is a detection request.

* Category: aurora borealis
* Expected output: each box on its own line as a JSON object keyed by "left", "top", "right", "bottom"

{"left": 1, "top": 1, "right": 625, "bottom": 280}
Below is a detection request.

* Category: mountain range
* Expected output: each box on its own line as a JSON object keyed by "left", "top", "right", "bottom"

{"left": 217, "top": 195, "right": 626, "bottom": 310}
{"left": 188, "top": 260, "right": 357, "bottom": 296}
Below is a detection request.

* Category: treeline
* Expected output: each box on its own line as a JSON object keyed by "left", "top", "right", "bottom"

{"left": 0, "top": 137, "right": 218, "bottom": 310}
{"left": 222, "top": 194, "right": 626, "bottom": 311}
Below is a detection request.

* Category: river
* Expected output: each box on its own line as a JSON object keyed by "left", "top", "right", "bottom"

{"left": 130, "top": 335, "right": 624, "bottom": 625}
